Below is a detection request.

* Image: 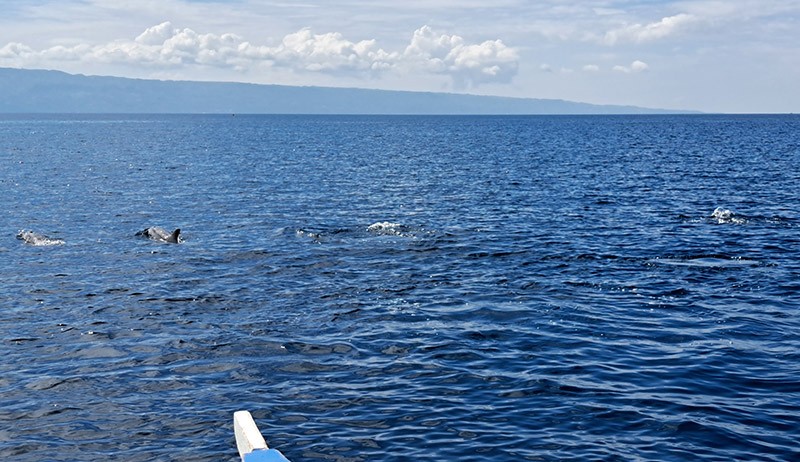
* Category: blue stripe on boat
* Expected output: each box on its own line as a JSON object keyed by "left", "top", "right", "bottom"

{"left": 243, "top": 448, "right": 291, "bottom": 462}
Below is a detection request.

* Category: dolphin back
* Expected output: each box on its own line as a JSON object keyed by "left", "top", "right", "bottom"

{"left": 17, "top": 230, "right": 65, "bottom": 246}
{"left": 137, "top": 226, "right": 182, "bottom": 244}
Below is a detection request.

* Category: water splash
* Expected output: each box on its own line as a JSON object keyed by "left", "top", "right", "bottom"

{"left": 711, "top": 207, "right": 747, "bottom": 224}
{"left": 367, "top": 221, "right": 408, "bottom": 236}
{"left": 16, "top": 230, "right": 65, "bottom": 246}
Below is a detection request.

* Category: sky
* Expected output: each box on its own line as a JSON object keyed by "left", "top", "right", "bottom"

{"left": 1, "top": 0, "right": 798, "bottom": 113}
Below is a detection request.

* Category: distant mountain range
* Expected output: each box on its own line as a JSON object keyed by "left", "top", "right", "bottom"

{"left": 0, "top": 67, "right": 690, "bottom": 115}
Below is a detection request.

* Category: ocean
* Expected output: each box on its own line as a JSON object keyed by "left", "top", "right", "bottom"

{"left": 1, "top": 114, "right": 798, "bottom": 461}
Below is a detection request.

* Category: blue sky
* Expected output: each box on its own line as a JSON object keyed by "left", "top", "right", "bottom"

{"left": 1, "top": 0, "right": 798, "bottom": 113}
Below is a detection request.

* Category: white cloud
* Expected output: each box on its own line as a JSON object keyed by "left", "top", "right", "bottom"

{"left": 264, "top": 29, "right": 384, "bottom": 72}
{"left": 603, "top": 13, "right": 696, "bottom": 45}
{"left": 0, "top": 42, "right": 35, "bottom": 59}
{"left": 613, "top": 60, "right": 649, "bottom": 73}
{"left": 0, "top": 22, "right": 519, "bottom": 88}
{"left": 402, "top": 25, "right": 518, "bottom": 87}
{"left": 135, "top": 21, "right": 176, "bottom": 46}
{"left": 582, "top": 64, "right": 600, "bottom": 72}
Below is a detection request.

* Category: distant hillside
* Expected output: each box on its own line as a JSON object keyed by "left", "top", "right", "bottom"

{"left": 0, "top": 67, "right": 688, "bottom": 115}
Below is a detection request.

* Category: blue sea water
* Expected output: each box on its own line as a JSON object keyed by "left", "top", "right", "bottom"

{"left": 1, "top": 114, "right": 799, "bottom": 461}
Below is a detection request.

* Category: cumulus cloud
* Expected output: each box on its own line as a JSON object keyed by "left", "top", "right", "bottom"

{"left": 0, "top": 42, "right": 35, "bottom": 59}
{"left": 401, "top": 25, "right": 518, "bottom": 88}
{"left": 613, "top": 60, "right": 649, "bottom": 73}
{"left": 262, "top": 29, "right": 395, "bottom": 73}
{"left": 135, "top": 21, "right": 176, "bottom": 46}
{"left": 604, "top": 13, "right": 696, "bottom": 45}
{"left": 0, "top": 22, "right": 519, "bottom": 88}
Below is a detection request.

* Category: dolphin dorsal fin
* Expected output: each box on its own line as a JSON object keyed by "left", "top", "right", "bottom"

{"left": 169, "top": 228, "right": 181, "bottom": 243}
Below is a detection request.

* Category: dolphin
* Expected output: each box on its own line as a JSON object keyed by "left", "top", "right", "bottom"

{"left": 136, "top": 226, "right": 181, "bottom": 243}
{"left": 16, "top": 230, "right": 65, "bottom": 246}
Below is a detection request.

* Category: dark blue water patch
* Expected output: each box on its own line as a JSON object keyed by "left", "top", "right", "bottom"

{"left": 1, "top": 114, "right": 799, "bottom": 461}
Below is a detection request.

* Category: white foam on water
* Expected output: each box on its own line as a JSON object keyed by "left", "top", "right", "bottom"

{"left": 711, "top": 207, "right": 747, "bottom": 224}
{"left": 367, "top": 221, "right": 406, "bottom": 236}
{"left": 16, "top": 230, "right": 65, "bottom": 246}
